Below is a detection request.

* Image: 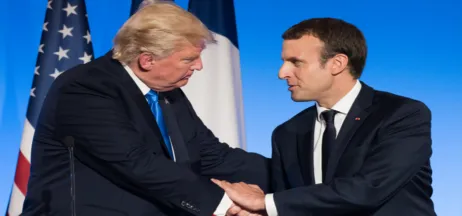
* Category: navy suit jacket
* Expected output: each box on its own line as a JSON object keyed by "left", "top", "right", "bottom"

{"left": 22, "top": 52, "right": 270, "bottom": 216}
{"left": 270, "top": 83, "right": 436, "bottom": 216}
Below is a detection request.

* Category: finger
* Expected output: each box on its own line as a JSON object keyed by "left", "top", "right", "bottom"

{"left": 215, "top": 180, "right": 235, "bottom": 193}
{"left": 211, "top": 179, "right": 228, "bottom": 190}
{"left": 212, "top": 178, "right": 231, "bottom": 184}
{"left": 248, "top": 184, "right": 260, "bottom": 189}
{"left": 236, "top": 209, "right": 251, "bottom": 216}
{"left": 226, "top": 205, "right": 242, "bottom": 216}
{"left": 211, "top": 179, "right": 222, "bottom": 187}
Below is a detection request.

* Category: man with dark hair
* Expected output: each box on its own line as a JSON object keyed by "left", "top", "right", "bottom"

{"left": 213, "top": 17, "right": 436, "bottom": 216}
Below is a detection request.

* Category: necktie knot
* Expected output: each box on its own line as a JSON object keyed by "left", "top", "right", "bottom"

{"left": 321, "top": 110, "right": 337, "bottom": 125}
{"left": 145, "top": 90, "right": 159, "bottom": 103}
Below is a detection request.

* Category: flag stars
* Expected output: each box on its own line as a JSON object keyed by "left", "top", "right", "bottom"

{"left": 30, "top": 87, "right": 36, "bottom": 97}
{"left": 47, "top": 0, "right": 53, "bottom": 10}
{"left": 38, "top": 44, "right": 44, "bottom": 53}
{"left": 58, "top": 25, "right": 73, "bottom": 39}
{"left": 43, "top": 22, "right": 48, "bottom": 31}
{"left": 83, "top": 31, "right": 91, "bottom": 44}
{"left": 54, "top": 46, "right": 70, "bottom": 60}
{"left": 63, "top": 3, "right": 78, "bottom": 17}
{"left": 50, "top": 69, "right": 63, "bottom": 79}
{"left": 79, "top": 52, "right": 92, "bottom": 64}
{"left": 35, "top": 66, "right": 40, "bottom": 75}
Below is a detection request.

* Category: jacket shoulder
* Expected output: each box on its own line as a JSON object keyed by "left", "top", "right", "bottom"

{"left": 373, "top": 89, "right": 430, "bottom": 114}
{"left": 273, "top": 105, "right": 316, "bottom": 137}
{"left": 51, "top": 55, "right": 125, "bottom": 98}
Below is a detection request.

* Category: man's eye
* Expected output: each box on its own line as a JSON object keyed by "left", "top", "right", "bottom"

{"left": 292, "top": 61, "right": 301, "bottom": 67}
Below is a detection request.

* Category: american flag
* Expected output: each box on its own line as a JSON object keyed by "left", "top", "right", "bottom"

{"left": 6, "top": 0, "right": 94, "bottom": 215}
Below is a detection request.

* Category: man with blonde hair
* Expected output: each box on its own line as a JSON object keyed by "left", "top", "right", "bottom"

{"left": 22, "top": 2, "right": 270, "bottom": 216}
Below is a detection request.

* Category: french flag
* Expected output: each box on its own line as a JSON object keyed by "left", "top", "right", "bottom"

{"left": 184, "top": 0, "right": 246, "bottom": 149}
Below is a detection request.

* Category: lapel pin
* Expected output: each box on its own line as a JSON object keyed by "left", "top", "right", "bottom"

{"left": 355, "top": 117, "right": 361, "bottom": 121}
{"left": 165, "top": 98, "right": 170, "bottom": 104}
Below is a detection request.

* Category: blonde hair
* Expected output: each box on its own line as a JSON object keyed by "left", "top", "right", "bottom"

{"left": 112, "top": 2, "right": 215, "bottom": 64}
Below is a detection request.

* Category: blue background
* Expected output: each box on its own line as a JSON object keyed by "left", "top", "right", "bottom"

{"left": 1, "top": 0, "right": 461, "bottom": 215}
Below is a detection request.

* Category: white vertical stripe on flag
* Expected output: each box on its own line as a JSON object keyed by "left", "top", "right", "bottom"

{"left": 8, "top": 184, "right": 26, "bottom": 216}
{"left": 19, "top": 119, "right": 34, "bottom": 162}
{"left": 182, "top": 32, "right": 246, "bottom": 149}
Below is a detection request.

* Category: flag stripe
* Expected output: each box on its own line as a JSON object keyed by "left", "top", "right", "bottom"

{"left": 6, "top": 0, "right": 94, "bottom": 214}
{"left": 19, "top": 119, "right": 34, "bottom": 162}
{"left": 8, "top": 184, "right": 26, "bottom": 216}
{"left": 184, "top": 0, "right": 246, "bottom": 149}
{"left": 188, "top": 0, "right": 239, "bottom": 48}
{"left": 13, "top": 152, "right": 30, "bottom": 196}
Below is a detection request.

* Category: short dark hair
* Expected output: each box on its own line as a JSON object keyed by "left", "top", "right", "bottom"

{"left": 282, "top": 18, "right": 367, "bottom": 78}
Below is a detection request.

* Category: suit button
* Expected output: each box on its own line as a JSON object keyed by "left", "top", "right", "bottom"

{"left": 181, "top": 201, "right": 186, "bottom": 206}
{"left": 187, "top": 203, "right": 192, "bottom": 208}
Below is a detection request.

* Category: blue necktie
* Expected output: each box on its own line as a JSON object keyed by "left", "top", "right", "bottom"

{"left": 145, "top": 90, "right": 173, "bottom": 158}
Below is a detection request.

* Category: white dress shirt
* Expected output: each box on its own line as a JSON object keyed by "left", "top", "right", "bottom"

{"left": 265, "top": 80, "right": 362, "bottom": 216}
{"left": 123, "top": 64, "right": 232, "bottom": 215}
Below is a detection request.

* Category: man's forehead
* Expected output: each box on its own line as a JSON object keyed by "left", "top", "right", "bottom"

{"left": 282, "top": 36, "right": 323, "bottom": 56}
{"left": 174, "top": 43, "right": 203, "bottom": 55}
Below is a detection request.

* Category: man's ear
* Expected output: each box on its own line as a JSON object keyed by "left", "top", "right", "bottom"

{"left": 330, "top": 53, "right": 349, "bottom": 76}
{"left": 138, "top": 52, "right": 154, "bottom": 71}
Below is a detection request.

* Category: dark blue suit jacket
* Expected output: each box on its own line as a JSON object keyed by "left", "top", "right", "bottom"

{"left": 270, "top": 83, "right": 436, "bottom": 216}
{"left": 22, "top": 52, "right": 270, "bottom": 216}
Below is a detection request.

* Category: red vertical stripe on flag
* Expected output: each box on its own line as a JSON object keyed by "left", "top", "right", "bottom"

{"left": 14, "top": 151, "right": 31, "bottom": 195}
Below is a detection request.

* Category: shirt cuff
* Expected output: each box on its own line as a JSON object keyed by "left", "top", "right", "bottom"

{"left": 213, "top": 192, "right": 233, "bottom": 215}
{"left": 265, "top": 193, "right": 279, "bottom": 216}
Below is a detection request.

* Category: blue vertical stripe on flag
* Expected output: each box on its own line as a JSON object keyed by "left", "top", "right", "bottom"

{"left": 188, "top": 0, "right": 239, "bottom": 48}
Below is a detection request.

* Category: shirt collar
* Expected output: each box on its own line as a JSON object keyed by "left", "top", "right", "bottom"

{"left": 316, "top": 80, "right": 362, "bottom": 121}
{"left": 122, "top": 63, "right": 151, "bottom": 96}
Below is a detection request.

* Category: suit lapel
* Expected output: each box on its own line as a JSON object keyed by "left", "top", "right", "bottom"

{"left": 159, "top": 94, "right": 190, "bottom": 164}
{"left": 105, "top": 52, "right": 173, "bottom": 159}
{"left": 297, "top": 107, "right": 316, "bottom": 186}
{"left": 325, "top": 82, "right": 375, "bottom": 182}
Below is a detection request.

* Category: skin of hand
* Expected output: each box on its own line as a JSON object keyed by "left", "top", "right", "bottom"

{"left": 226, "top": 203, "right": 267, "bottom": 216}
{"left": 212, "top": 179, "right": 266, "bottom": 212}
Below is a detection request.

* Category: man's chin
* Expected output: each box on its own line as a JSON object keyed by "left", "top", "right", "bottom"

{"left": 291, "top": 96, "right": 303, "bottom": 102}
{"left": 291, "top": 93, "right": 312, "bottom": 102}
{"left": 178, "top": 79, "right": 189, "bottom": 87}
{"left": 159, "top": 80, "right": 189, "bottom": 92}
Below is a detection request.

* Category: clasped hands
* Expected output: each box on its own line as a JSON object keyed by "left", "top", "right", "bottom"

{"left": 212, "top": 179, "right": 267, "bottom": 216}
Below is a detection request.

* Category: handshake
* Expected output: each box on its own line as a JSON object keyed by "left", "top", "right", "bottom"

{"left": 212, "top": 179, "right": 268, "bottom": 216}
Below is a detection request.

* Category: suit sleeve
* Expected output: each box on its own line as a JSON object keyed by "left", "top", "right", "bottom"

{"left": 273, "top": 101, "right": 432, "bottom": 215}
{"left": 271, "top": 126, "right": 289, "bottom": 193}
{"left": 178, "top": 90, "right": 271, "bottom": 193}
{"left": 56, "top": 82, "right": 223, "bottom": 216}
